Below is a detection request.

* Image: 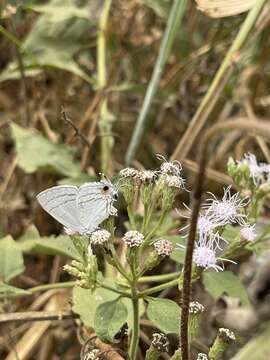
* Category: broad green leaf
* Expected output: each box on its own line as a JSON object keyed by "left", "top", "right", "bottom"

{"left": 0, "top": 236, "right": 25, "bottom": 282}
{"left": 94, "top": 298, "right": 128, "bottom": 343}
{"left": 147, "top": 297, "right": 180, "bottom": 334}
{"left": 18, "top": 224, "right": 83, "bottom": 260}
{"left": 11, "top": 124, "right": 81, "bottom": 178}
{"left": 0, "top": 0, "right": 94, "bottom": 83}
{"left": 203, "top": 271, "right": 250, "bottom": 306}
{"left": 72, "top": 287, "right": 118, "bottom": 328}
{"left": 0, "top": 282, "right": 31, "bottom": 297}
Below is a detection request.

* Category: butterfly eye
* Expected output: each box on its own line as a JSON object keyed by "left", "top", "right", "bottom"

{"left": 102, "top": 185, "right": 109, "bottom": 192}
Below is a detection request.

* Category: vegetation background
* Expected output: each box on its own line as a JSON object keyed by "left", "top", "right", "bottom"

{"left": 0, "top": 0, "right": 270, "bottom": 359}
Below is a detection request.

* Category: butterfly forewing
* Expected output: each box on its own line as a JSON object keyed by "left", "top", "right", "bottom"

{"left": 77, "top": 182, "right": 111, "bottom": 232}
{"left": 37, "top": 185, "right": 83, "bottom": 233}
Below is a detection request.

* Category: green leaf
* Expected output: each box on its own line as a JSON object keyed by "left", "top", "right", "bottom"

{"left": 72, "top": 287, "right": 118, "bottom": 328}
{"left": 0, "top": 236, "right": 25, "bottom": 282}
{"left": 11, "top": 124, "right": 81, "bottom": 178}
{"left": 94, "top": 298, "right": 128, "bottom": 343}
{"left": 0, "top": 282, "right": 31, "bottom": 297}
{"left": 18, "top": 226, "right": 82, "bottom": 261}
{"left": 0, "top": 0, "right": 94, "bottom": 83}
{"left": 147, "top": 297, "right": 180, "bottom": 334}
{"left": 203, "top": 271, "right": 250, "bottom": 306}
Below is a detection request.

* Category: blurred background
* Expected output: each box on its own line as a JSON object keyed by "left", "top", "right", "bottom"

{"left": 1, "top": 0, "right": 270, "bottom": 359}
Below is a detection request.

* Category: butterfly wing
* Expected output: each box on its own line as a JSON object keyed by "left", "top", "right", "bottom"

{"left": 77, "top": 182, "right": 112, "bottom": 233}
{"left": 37, "top": 185, "right": 83, "bottom": 233}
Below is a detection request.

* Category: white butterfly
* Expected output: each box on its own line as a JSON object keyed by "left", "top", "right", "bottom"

{"left": 36, "top": 180, "right": 118, "bottom": 235}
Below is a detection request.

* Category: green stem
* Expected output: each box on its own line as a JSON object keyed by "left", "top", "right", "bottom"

{"left": 125, "top": 0, "right": 188, "bottom": 165}
{"left": 171, "top": 0, "right": 269, "bottom": 162}
{"left": 138, "top": 278, "right": 179, "bottom": 297}
{"left": 97, "top": 282, "right": 131, "bottom": 298}
{"left": 97, "top": 0, "right": 113, "bottom": 174}
{"left": 138, "top": 272, "right": 180, "bottom": 283}
{"left": 129, "top": 292, "right": 140, "bottom": 360}
{"left": 127, "top": 204, "right": 137, "bottom": 229}
{"left": 143, "top": 210, "right": 168, "bottom": 248}
{"left": 110, "top": 246, "right": 132, "bottom": 283}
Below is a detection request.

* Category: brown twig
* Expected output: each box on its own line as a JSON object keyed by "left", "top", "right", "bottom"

{"left": 180, "top": 120, "right": 270, "bottom": 360}
{"left": 61, "top": 107, "right": 91, "bottom": 148}
{"left": 0, "top": 310, "right": 78, "bottom": 324}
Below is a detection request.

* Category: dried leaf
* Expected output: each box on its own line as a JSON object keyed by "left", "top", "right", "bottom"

{"left": 195, "top": 0, "right": 256, "bottom": 18}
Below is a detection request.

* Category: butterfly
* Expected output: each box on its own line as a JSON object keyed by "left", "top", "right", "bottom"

{"left": 36, "top": 180, "right": 118, "bottom": 235}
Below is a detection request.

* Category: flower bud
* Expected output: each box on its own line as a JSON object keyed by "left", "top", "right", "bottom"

{"left": 153, "top": 239, "right": 173, "bottom": 257}
{"left": 209, "top": 328, "right": 235, "bottom": 360}
{"left": 90, "top": 229, "right": 111, "bottom": 246}
{"left": 189, "top": 301, "right": 205, "bottom": 343}
{"left": 122, "top": 231, "right": 144, "bottom": 248}
{"left": 145, "top": 333, "right": 169, "bottom": 360}
{"left": 197, "top": 353, "right": 208, "bottom": 360}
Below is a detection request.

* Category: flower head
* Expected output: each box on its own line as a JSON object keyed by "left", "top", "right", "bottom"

{"left": 119, "top": 167, "right": 139, "bottom": 179}
{"left": 122, "top": 230, "right": 144, "bottom": 248}
{"left": 90, "top": 229, "right": 111, "bottom": 245}
{"left": 151, "top": 333, "right": 169, "bottom": 352}
{"left": 197, "top": 354, "right": 208, "bottom": 360}
{"left": 218, "top": 328, "right": 236, "bottom": 342}
{"left": 157, "top": 154, "right": 182, "bottom": 177}
{"left": 240, "top": 224, "right": 256, "bottom": 241}
{"left": 189, "top": 301, "right": 205, "bottom": 314}
{"left": 163, "top": 174, "right": 185, "bottom": 189}
{"left": 203, "top": 186, "right": 248, "bottom": 225}
{"left": 239, "top": 153, "right": 270, "bottom": 185}
{"left": 153, "top": 238, "right": 173, "bottom": 257}
{"left": 136, "top": 170, "right": 157, "bottom": 183}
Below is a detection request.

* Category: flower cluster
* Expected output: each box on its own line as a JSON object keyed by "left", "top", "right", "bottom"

{"left": 122, "top": 230, "right": 144, "bottom": 248}
{"left": 90, "top": 229, "right": 111, "bottom": 246}
{"left": 238, "top": 153, "right": 270, "bottom": 185}
{"left": 153, "top": 238, "right": 173, "bottom": 257}
{"left": 181, "top": 186, "right": 250, "bottom": 271}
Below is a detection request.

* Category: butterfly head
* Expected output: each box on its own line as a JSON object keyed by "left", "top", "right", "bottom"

{"left": 100, "top": 180, "right": 118, "bottom": 201}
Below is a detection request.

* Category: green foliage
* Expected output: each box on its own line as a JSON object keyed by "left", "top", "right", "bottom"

{"left": 72, "top": 286, "right": 118, "bottom": 328}
{"left": 222, "top": 225, "right": 241, "bottom": 243}
{"left": 203, "top": 271, "right": 250, "bottom": 306}
{"left": 147, "top": 297, "right": 180, "bottom": 334}
{"left": 0, "top": 0, "right": 95, "bottom": 82}
{"left": 11, "top": 124, "right": 81, "bottom": 178}
{"left": 0, "top": 236, "right": 25, "bottom": 282}
{"left": 169, "top": 235, "right": 185, "bottom": 263}
{"left": 94, "top": 298, "right": 128, "bottom": 343}
{"left": 19, "top": 225, "right": 82, "bottom": 261}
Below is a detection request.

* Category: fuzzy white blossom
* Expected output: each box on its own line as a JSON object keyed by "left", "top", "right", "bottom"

{"left": 197, "top": 353, "right": 208, "bottom": 360}
{"left": 123, "top": 230, "right": 144, "bottom": 248}
{"left": 239, "top": 153, "right": 270, "bottom": 185}
{"left": 136, "top": 170, "right": 157, "bottom": 183}
{"left": 218, "top": 328, "right": 236, "bottom": 341}
{"left": 157, "top": 154, "right": 183, "bottom": 177}
{"left": 240, "top": 224, "right": 257, "bottom": 241}
{"left": 163, "top": 174, "right": 185, "bottom": 189}
{"left": 90, "top": 229, "right": 111, "bottom": 245}
{"left": 203, "top": 186, "right": 248, "bottom": 225}
{"left": 189, "top": 301, "right": 205, "bottom": 314}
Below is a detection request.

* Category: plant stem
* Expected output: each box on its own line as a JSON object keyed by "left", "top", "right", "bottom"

{"left": 129, "top": 290, "right": 140, "bottom": 360}
{"left": 97, "top": 0, "right": 113, "bottom": 174}
{"left": 139, "top": 272, "right": 181, "bottom": 283}
{"left": 125, "top": 0, "right": 187, "bottom": 165}
{"left": 171, "top": 0, "right": 268, "bottom": 162}
{"left": 142, "top": 210, "right": 168, "bottom": 249}
{"left": 127, "top": 204, "right": 137, "bottom": 229}
{"left": 138, "top": 278, "right": 179, "bottom": 297}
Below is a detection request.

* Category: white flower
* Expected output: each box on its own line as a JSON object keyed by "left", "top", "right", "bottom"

{"left": 189, "top": 301, "right": 205, "bottom": 314}
{"left": 151, "top": 333, "right": 169, "bottom": 352}
{"left": 163, "top": 174, "right": 185, "bottom": 189}
{"left": 153, "top": 239, "right": 173, "bottom": 256}
{"left": 240, "top": 224, "right": 256, "bottom": 241}
{"left": 203, "top": 186, "right": 248, "bottom": 225}
{"left": 90, "top": 229, "right": 111, "bottom": 245}
{"left": 197, "top": 353, "right": 208, "bottom": 360}
{"left": 136, "top": 170, "right": 157, "bottom": 183}
{"left": 157, "top": 154, "right": 183, "bottom": 177}
{"left": 239, "top": 153, "right": 270, "bottom": 185}
{"left": 119, "top": 167, "right": 139, "bottom": 178}
{"left": 193, "top": 234, "right": 223, "bottom": 272}
{"left": 218, "top": 328, "right": 236, "bottom": 341}
{"left": 122, "top": 230, "right": 144, "bottom": 248}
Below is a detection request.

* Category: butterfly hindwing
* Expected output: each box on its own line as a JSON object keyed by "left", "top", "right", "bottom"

{"left": 37, "top": 185, "right": 83, "bottom": 232}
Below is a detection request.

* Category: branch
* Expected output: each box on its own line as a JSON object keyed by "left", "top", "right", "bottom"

{"left": 0, "top": 310, "right": 78, "bottom": 324}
